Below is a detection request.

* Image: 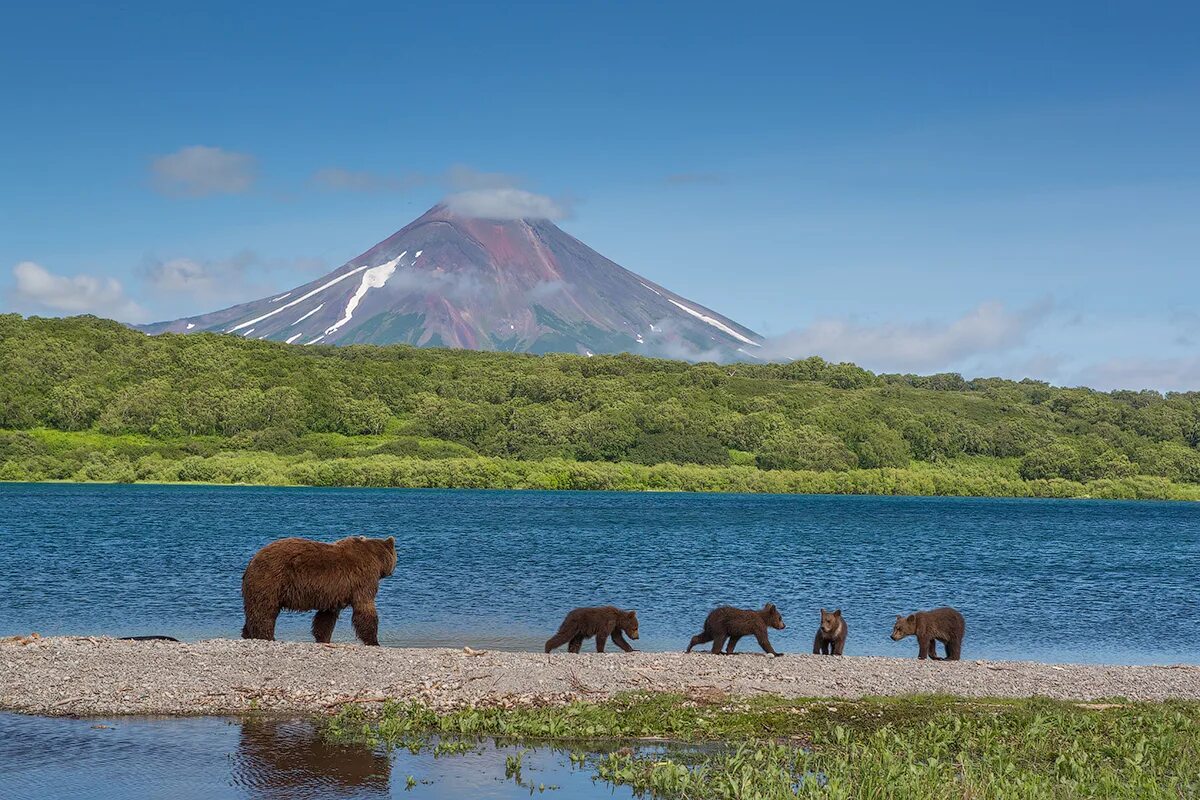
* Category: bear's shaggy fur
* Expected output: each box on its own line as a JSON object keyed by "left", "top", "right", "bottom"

{"left": 686, "top": 603, "right": 786, "bottom": 656}
{"left": 544, "top": 606, "right": 640, "bottom": 653}
{"left": 890, "top": 606, "right": 965, "bottom": 660}
{"left": 241, "top": 536, "right": 397, "bottom": 646}
{"left": 812, "top": 608, "right": 847, "bottom": 656}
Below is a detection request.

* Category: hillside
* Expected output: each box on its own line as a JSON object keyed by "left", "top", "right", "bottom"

{"left": 1, "top": 314, "right": 1198, "bottom": 499}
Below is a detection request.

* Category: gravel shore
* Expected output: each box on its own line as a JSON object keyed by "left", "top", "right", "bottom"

{"left": 3, "top": 636, "right": 1199, "bottom": 717}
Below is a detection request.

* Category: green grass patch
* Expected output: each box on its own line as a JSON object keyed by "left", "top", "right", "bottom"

{"left": 326, "top": 693, "right": 1200, "bottom": 799}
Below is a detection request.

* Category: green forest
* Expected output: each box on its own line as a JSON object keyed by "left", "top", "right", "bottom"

{"left": 2, "top": 314, "right": 1199, "bottom": 499}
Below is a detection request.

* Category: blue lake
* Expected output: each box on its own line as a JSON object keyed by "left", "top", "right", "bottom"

{"left": 1, "top": 483, "right": 1197, "bottom": 664}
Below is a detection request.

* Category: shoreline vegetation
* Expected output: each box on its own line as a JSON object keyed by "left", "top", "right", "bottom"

{"left": 329, "top": 695, "right": 1200, "bottom": 799}
{"left": 5, "top": 638, "right": 1200, "bottom": 798}
{"left": 3, "top": 314, "right": 1200, "bottom": 500}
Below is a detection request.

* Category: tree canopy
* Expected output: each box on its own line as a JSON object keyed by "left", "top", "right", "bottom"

{"left": 1, "top": 314, "right": 1198, "bottom": 499}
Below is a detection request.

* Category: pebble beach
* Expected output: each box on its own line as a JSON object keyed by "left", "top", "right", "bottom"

{"left": 4, "top": 636, "right": 1199, "bottom": 717}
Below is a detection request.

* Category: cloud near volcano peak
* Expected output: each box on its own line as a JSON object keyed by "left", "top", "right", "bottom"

{"left": 443, "top": 187, "right": 570, "bottom": 221}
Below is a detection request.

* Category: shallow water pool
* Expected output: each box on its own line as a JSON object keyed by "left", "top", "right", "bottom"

{"left": 0, "top": 712, "right": 639, "bottom": 800}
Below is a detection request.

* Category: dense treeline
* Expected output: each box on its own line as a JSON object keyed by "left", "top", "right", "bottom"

{"left": 1, "top": 314, "right": 1199, "bottom": 499}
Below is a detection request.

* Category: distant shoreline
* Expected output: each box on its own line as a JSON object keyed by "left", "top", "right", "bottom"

{"left": 4, "top": 637, "right": 1200, "bottom": 718}
{"left": 2, "top": 472, "right": 1198, "bottom": 502}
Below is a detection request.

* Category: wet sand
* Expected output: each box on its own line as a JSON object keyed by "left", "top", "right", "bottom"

{"left": 4, "top": 636, "right": 1199, "bottom": 717}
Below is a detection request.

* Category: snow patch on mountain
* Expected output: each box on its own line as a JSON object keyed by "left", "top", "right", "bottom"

{"left": 665, "top": 297, "right": 760, "bottom": 346}
{"left": 324, "top": 253, "right": 404, "bottom": 337}
{"left": 228, "top": 263, "right": 374, "bottom": 333}
{"left": 293, "top": 303, "right": 324, "bottom": 325}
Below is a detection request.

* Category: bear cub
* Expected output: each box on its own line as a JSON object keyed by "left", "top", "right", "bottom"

{"left": 241, "top": 535, "right": 397, "bottom": 646}
{"left": 890, "top": 606, "right": 965, "bottom": 660}
{"left": 812, "top": 608, "right": 847, "bottom": 656}
{"left": 545, "top": 606, "right": 640, "bottom": 653}
{"left": 686, "top": 603, "right": 786, "bottom": 657}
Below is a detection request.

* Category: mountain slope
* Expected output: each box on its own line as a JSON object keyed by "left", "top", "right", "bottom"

{"left": 139, "top": 205, "right": 762, "bottom": 359}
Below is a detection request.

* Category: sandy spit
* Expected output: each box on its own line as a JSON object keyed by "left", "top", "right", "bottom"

{"left": 3, "top": 637, "right": 1199, "bottom": 717}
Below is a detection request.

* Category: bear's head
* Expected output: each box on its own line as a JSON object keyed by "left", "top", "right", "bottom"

{"left": 891, "top": 614, "right": 917, "bottom": 641}
{"left": 620, "top": 610, "right": 639, "bottom": 640}
{"left": 819, "top": 608, "right": 842, "bottom": 634}
{"left": 375, "top": 536, "right": 397, "bottom": 577}
{"left": 761, "top": 603, "right": 786, "bottom": 630}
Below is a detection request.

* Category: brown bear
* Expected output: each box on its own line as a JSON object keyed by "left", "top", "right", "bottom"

{"left": 890, "top": 606, "right": 965, "bottom": 660}
{"left": 812, "top": 608, "right": 847, "bottom": 655}
{"left": 544, "top": 606, "right": 640, "bottom": 653}
{"left": 686, "top": 603, "right": 786, "bottom": 656}
{"left": 241, "top": 535, "right": 397, "bottom": 646}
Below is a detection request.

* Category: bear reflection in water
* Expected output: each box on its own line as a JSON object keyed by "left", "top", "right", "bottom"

{"left": 232, "top": 719, "right": 390, "bottom": 797}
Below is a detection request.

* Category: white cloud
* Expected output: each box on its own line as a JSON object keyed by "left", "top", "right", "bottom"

{"left": 444, "top": 188, "right": 569, "bottom": 220}
{"left": 140, "top": 251, "right": 326, "bottom": 311}
{"left": 151, "top": 145, "right": 256, "bottom": 196}
{"left": 10, "top": 261, "right": 148, "bottom": 322}
{"left": 440, "top": 164, "right": 570, "bottom": 219}
{"left": 143, "top": 257, "right": 218, "bottom": 294}
{"left": 526, "top": 279, "right": 569, "bottom": 301}
{"left": 759, "top": 301, "right": 1052, "bottom": 373}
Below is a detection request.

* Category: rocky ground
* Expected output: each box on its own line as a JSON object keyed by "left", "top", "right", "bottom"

{"left": 3, "top": 636, "right": 1199, "bottom": 717}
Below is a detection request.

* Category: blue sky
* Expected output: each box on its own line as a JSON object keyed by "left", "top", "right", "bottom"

{"left": 3, "top": 2, "right": 1198, "bottom": 390}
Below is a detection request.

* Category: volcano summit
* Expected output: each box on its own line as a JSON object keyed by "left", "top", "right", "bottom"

{"left": 140, "top": 205, "right": 762, "bottom": 360}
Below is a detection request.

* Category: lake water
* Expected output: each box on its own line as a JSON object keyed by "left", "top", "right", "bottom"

{"left": 1, "top": 483, "right": 1197, "bottom": 664}
{"left": 0, "top": 712, "right": 634, "bottom": 799}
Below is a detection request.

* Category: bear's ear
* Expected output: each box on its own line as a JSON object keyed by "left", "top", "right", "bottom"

{"left": 764, "top": 602, "right": 776, "bottom": 611}
{"left": 833, "top": 609, "right": 841, "bottom": 617}
{"left": 896, "top": 614, "right": 903, "bottom": 621}
{"left": 820, "top": 607, "right": 826, "bottom": 615}
{"left": 906, "top": 614, "right": 916, "bottom": 623}
{"left": 626, "top": 609, "right": 638, "bottom": 619}
{"left": 386, "top": 536, "right": 395, "bottom": 548}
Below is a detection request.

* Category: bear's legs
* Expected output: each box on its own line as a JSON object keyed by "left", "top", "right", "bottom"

{"left": 595, "top": 633, "right": 607, "bottom": 652}
{"left": 725, "top": 635, "right": 742, "bottom": 654}
{"left": 709, "top": 634, "right": 728, "bottom": 654}
{"left": 312, "top": 609, "right": 340, "bottom": 643}
{"left": 611, "top": 631, "right": 636, "bottom": 652}
{"left": 943, "top": 638, "right": 961, "bottom": 660}
{"left": 832, "top": 637, "right": 845, "bottom": 656}
{"left": 351, "top": 600, "right": 380, "bottom": 646}
{"left": 686, "top": 631, "right": 712, "bottom": 653}
{"left": 544, "top": 631, "right": 573, "bottom": 653}
{"left": 567, "top": 634, "right": 585, "bottom": 653}
{"left": 918, "top": 636, "right": 938, "bottom": 660}
{"left": 754, "top": 630, "right": 781, "bottom": 657}
{"left": 242, "top": 607, "right": 279, "bottom": 641}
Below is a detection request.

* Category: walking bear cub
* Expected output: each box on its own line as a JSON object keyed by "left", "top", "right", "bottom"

{"left": 241, "top": 536, "right": 397, "bottom": 646}
{"left": 812, "top": 608, "right": 847, "bottom": 656}
{"left": 686, "top": 603, "right": 786, "bottom": 656}
{"left": 545, "top": 606, "right": 640, "bottom": 653}
{"left": 890, "top": 606, "right": 965, "bottom": 660}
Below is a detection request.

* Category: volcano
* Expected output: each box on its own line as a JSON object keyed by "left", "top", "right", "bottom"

{"left": 139, "top": 205, "right": 762, "bottom": 360}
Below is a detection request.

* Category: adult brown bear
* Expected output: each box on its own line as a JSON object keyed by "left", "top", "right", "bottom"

{"left": 241, "top": 536, "right": 397, "bottom": 646}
